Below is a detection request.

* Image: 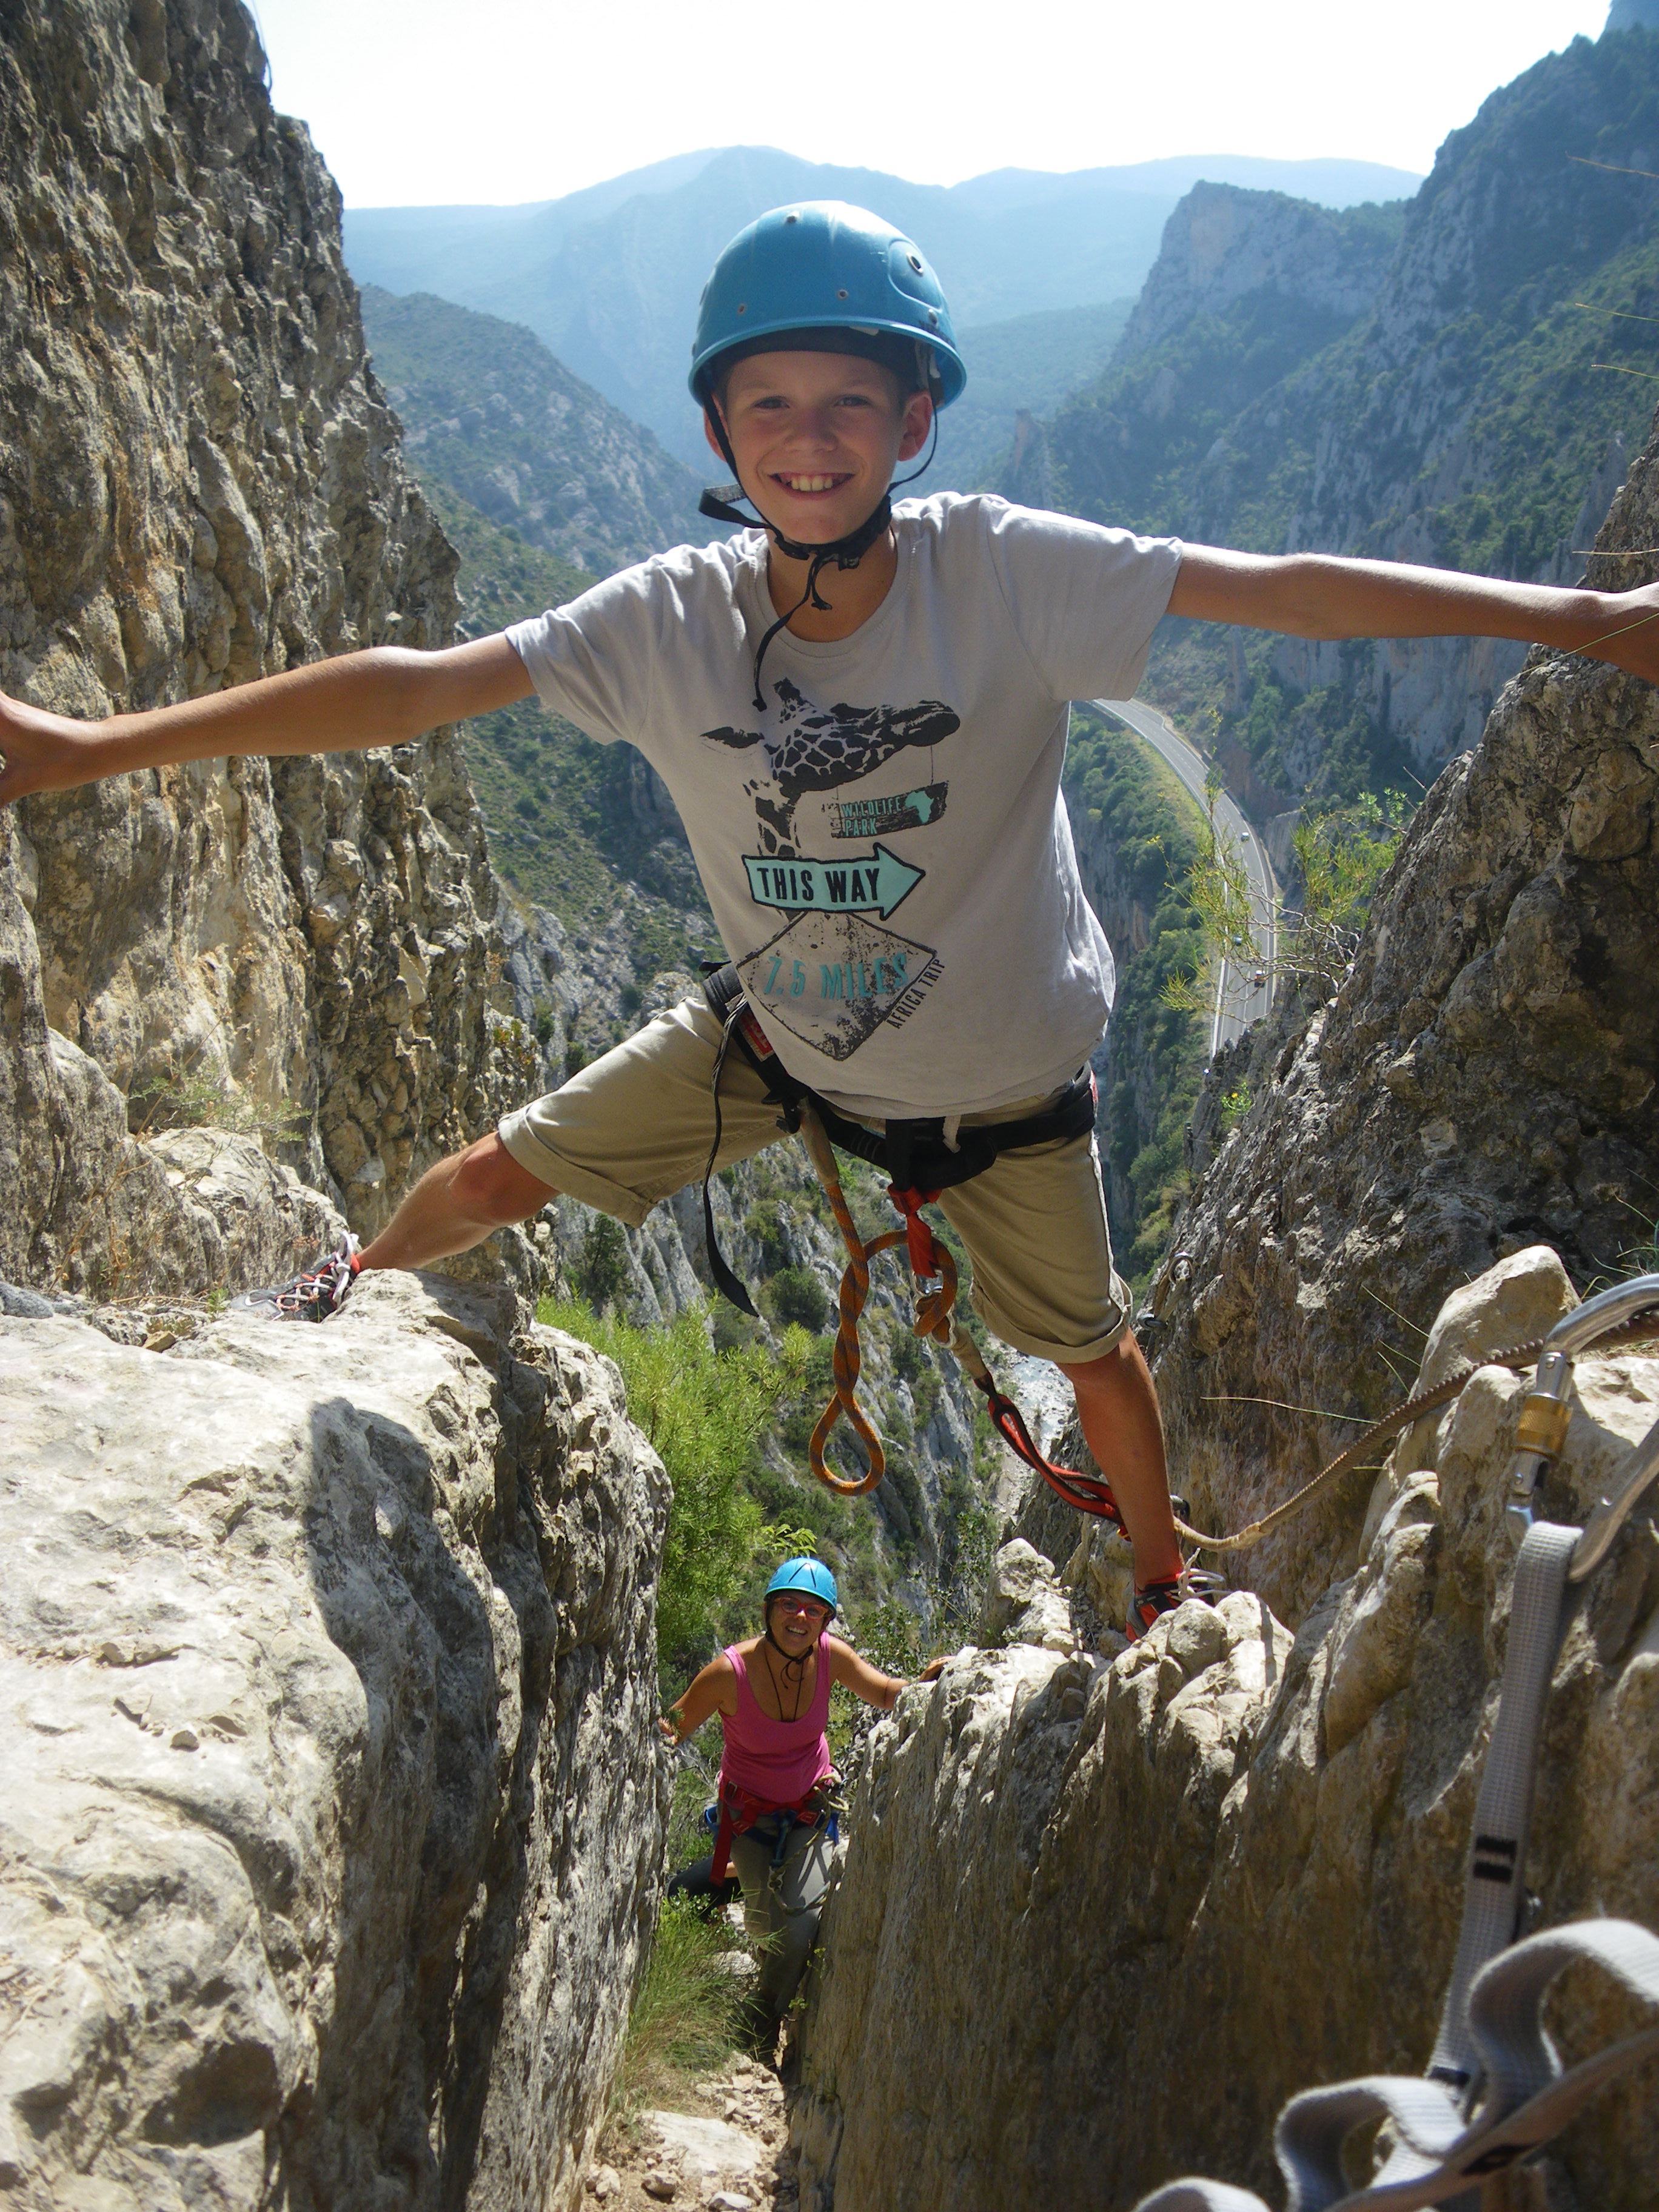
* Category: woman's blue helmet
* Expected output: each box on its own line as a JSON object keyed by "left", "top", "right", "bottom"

{"left": 765, "top": 1557, "right": 839, "bottom": 1617}
{"left": 689, "top": 201, "right": 967, "bottom": 411}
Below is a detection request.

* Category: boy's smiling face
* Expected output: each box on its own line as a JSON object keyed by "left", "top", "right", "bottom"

{"left": 708, "top": 348, "right": 934, "bottom": 544}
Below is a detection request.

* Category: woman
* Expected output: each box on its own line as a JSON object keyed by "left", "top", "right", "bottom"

{"left": 661, "top": 1558, "right": 945, "bottom": 2054}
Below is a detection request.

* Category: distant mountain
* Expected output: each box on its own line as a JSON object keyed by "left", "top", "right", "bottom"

{"left": 344, "top": 146, "right": 1420, "bottom": 469}
{"left": 906, "top": 300, "right": 1135, "bottom": 497}
{"left": 359, "top": 286, "right": 712, "bottom": 576}
{"left": 1002, "top": 189, "right": 1406, "bottom": 539}
{"left": 1002, "top": 28, "right": 1659, "bottom": 803}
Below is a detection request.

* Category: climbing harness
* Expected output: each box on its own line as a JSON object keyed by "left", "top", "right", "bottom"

{"left": 700, "top": 965, "right": 1121, "bottom": 1518}
{"left": 1130, "top": 1274, "right": 1659, "bottom": 2211}
{"left": 706, "top": 1774, "right": 845, "bottom": 1888}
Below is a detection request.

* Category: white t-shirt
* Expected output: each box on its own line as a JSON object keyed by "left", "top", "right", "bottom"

{"left": 506, "top": 492, "right": 1181, "bottom": 1118}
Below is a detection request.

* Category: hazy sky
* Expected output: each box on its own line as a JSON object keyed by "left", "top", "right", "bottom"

{"left": 249, "top": 1, "right": 1611, "bottom": 209}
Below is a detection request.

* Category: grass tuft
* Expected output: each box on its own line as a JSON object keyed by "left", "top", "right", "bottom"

{"left": 609, "top": 1897, "right": 746, "bottom": 2124}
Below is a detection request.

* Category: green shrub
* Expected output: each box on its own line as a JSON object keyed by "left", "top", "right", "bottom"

{"left": 538, "top": 1298, "right": 808, "bottom": 1682}
{"left": 890, "top": 1329, "right": 928, "bottom": 1384}
{"left": 764, "top": 1265, "right": 830, "bottom": 1333}
{"left": 576, "top": 1214, "right": 632, "bottom": 1313}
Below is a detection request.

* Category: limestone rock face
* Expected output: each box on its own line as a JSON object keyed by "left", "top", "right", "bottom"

{"left": 974, "top": 1538, "right": 1075, "bottom": 1652}
{"left": 792, "top": 1252, "right": 1659, "bottom": 2210}
{"left": 1147, "top": 415, "right": 1659, "bottom": 1626}
{"left": 791, "top": 1600, "right": 1289, "bottom": 2211}
{"left": 1114, "top": 181, "right": 1401, "bottom": 364}
{"left": 1, "top": 0, "right": 518, "bottom": 1295}
{"left": 0, "top": 1270, "right": 670, "bottom": 2211}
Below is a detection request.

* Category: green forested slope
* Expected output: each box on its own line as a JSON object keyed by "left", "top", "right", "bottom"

{"left": 1062, "top": 708, "right": 1208, "bottom": 1284}
{"left": 907, "top": 299, "right": 1134, "bottom": 495}
{"left": 361, "top": 286, "right": 711, "bottom": 577}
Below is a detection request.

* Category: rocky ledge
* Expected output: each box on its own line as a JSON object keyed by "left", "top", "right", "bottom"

{"left": 789, "top": 1248, "right": 1659, "bottom": 2210}
{"left": 0, "top": 1270, "right": 669, "bottom": 2211}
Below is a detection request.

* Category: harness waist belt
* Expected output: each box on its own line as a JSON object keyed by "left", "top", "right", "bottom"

{"left": 702, "top": 959, "right": 1094, "bottom": 1233}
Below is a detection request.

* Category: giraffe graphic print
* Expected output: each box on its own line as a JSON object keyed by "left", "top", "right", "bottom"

{"left": 703, "top": 679, "right": 959, "bottom": 1061}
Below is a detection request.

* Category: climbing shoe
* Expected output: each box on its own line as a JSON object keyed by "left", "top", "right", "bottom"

{"left": 1125, "top": 1566, "right": 1223, "bottom": 1644}
{"left": 233, "top": 1233, "right": 362, "bottom": 1321}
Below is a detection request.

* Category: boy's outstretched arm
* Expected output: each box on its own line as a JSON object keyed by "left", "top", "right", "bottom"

{"left": 1168, "top": 546, "right": 1659, "bottom": 685}
{"left": 0, "top": 634, "right": 533, "bottom": 808}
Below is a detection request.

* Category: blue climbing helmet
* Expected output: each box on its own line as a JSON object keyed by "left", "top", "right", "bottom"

{"left": 689, "top": 204, "right": 967, "bottom": 709}
{"left": 765, "top": 1557, "right": 839, "bottom": 1618}
{"left": 688, "top": 200, "right": 967, "bottom": 412}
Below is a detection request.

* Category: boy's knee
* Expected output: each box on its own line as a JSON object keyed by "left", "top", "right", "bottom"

{"left": 451, "top": 1132, "right": 556, "bottom": 1225}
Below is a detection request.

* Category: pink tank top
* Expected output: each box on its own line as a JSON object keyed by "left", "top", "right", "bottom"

{"left": 720, "top": 1633, "right": 834, "bottom": 1804}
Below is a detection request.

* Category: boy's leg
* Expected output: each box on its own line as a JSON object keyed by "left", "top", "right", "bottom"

{"left": 359, "top": 1133, "right": 550, "bottom": 1270}
{"left": 1056, "top": 1334, "right": 1182, "bottom": 1587}
{"left": 358, "top": 997, "right": 786, "bottom": 1274}
{"left": 934, "top": 1106, "right": 1182, "bottom": 1587}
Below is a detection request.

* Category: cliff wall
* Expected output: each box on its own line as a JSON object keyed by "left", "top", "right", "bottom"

{"left": 1113, "top": 181, "right": 1403, "bottom": 366}
{"left": 1146, "top": 414, "right": 1659, "bottom": 1630}
{"left": 1, "top": 0, "right": 514, "bottom": 1298}
{"left": 0, "top": 11, "right": 678, "bottom": 2207}
{"left": 791, "top": 1250, "right": 1659, "bottom": 2208}
{"left": 0, "top": 1272, "right": 669, "bottom": 2212}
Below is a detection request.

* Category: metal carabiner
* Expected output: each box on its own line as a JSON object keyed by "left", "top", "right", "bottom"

{"left": 1502, "top": 1273, "right": 1659, "bottom": 1560}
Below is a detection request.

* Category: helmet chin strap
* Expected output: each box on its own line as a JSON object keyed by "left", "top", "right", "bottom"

{"left": 762, "top": 1600, "right": 822, "bottom": 1721}
{"left": 700, "top": 400, "right": 895, "bottom": 712}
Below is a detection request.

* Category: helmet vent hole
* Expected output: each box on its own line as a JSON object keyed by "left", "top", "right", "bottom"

{"left": 908, "top": 253, "right": 923, "bottom": 272}
{"left": 737, "top": 303, "right": 746, "bottom": 313}
{"left": 786, "top": 210, "right": 799, "bottom": 223}
{"left": 837, "top": 287, "right": 848, "bottom": 300}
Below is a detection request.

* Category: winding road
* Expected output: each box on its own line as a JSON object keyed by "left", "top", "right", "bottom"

{"left": 1093, "top": 696, "right": 1278, "bottom": 1057}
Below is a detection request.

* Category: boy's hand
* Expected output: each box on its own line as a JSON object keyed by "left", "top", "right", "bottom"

{"left": 0, "top": 692, "right": 100, "bottom": 806}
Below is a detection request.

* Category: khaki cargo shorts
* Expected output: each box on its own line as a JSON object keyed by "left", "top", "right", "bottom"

{"left": 499, "top": 998, "right": 1132, "bottom": 1366}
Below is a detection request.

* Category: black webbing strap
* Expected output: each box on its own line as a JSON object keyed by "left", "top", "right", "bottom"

{"left": 701, "top": 1002, "right": 762, "bottom": 1317}
{"left": 698, "top": 964, "right": 1098, "bottom": 1312}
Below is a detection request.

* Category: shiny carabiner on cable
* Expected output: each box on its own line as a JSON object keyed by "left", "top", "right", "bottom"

{"left": 1503, "top": 1273, "right": 1659, "bottom": 1550}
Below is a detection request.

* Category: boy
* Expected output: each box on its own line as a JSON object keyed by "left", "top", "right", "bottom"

{"left": 4, "top": 201, "right": 1657, "bottom": 1637}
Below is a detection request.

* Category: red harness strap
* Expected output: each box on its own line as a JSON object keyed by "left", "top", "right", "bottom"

{"left": 888, "top": 1183, "right": 1124, "bottom": 1527}
{"left": 888, "top": 1182, "right": 943, "bottom": 1282}
{"left": 709, "top": 1777, "right": 831, "bottom": 1885}
{"left": 971, "top": 1374, "right": 1123, "bottom": 1523}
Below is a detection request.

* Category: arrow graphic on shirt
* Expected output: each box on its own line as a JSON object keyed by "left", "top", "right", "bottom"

{"left": 743, "top": 843, "right": 926, "bottom": 921}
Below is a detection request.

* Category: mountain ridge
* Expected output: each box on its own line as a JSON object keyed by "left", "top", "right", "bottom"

{"left": 344, "top": 144, "right": 1419, "bottom": 468}
{"left": 1004, "top": 28, "right": 1659, "bottom": 807}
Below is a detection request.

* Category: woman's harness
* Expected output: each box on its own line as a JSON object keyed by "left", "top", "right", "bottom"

{"left": 700, "top": 962, "right": 1127, "bottom": 1523}
{"left": 706, "top": 1774, "right": 845, "bottom": 1887}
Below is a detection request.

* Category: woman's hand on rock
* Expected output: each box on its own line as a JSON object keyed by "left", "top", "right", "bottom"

{"left": 917, "top": 1657, "right": 949, "bottom": 1684}
{"left": 0, "top": 692, "right": 99, "bottom": 806}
